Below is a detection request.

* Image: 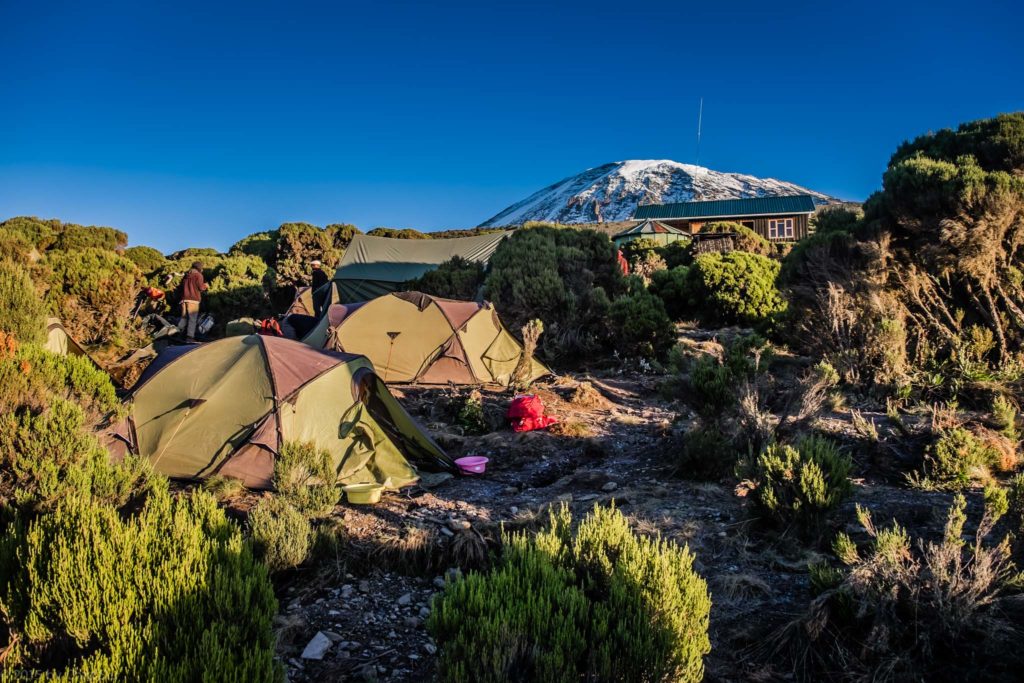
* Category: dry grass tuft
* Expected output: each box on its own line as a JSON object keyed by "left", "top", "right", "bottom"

{"left": 570, "top": 381, "right": 607, "bottom": 409}
{"left": 549, "top": 420, "right": 593, "bottom": 438}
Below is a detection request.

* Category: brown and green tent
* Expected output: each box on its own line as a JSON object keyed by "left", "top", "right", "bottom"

{"left": 331, "top": 232, "right": 509, "bottom": 303}
{"left": 105, "top": 335, "right": 452, "bottom": 490}
{"left": 302, "top": 291, "right": 550, "bottom": 386}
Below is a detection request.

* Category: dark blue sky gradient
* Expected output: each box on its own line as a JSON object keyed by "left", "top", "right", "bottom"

{"left": 1, "top": 0, "right": 1021, "bottom": 251}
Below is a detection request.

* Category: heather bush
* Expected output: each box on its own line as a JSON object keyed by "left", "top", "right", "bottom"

{"left": 367, "top": 227, "right": 430, "bottom": 239}
{"left": 810, "top": 205, "right": 862, "bottom": 235}
{"left": 428, "top": 504, "right": 711, "bottom": 682}
{"left": 0, "top": 260, "right": 46, "bottom": 344}
{"left": 991, "top": 395, "right": 1020, "bottom": 443}
{"left": 649, "top": 265, "right": 691, "bottom": 320}
{"left": 42, "top": 247, "right": 142, "bottom": 344}
{"left": 273, "top": 222, "right": 341, "bottom": 288}
{"left": 124, "top": 244, "right": 168, "bottom": 275}
{"left": 608, "top": 288, "right": 676, "bottom": 360}
{"left": 686, "top": 251, "right": 786, "bottom": 327}
{"left": 750, "top": 435, "right": 852, "bottom": 532}
{"left": 792, "top": 492, "right": 1022, "bottom": 681}
{"left": 455, "top": 391, "right": 488, "bottom": 435}
{"left": 51, "top": 223, "right": 128, "bottom": 251}
{"left": 274, "top": 441, "right": 339, "bottom": 518}
{"left": 673, "top": 422, "right": 736, "bottom": 480}
{"left": 406, "top": 255, "right": 485, "bottom": 300}
{"left": 916, "top": 426, "right": 1001, "bottom": 489}
{"left": 249, "top": 496, "right": 312, "bottom": 572}
{"left": 702, "top": 221, "right": 772, "bottom": 256}
{"left": 0, "top": 216, "right": 60, "bottom": 251}
{"left": 485, "top": 227, "right": 623, "bottom": 359}
{"left": 229, "top": 230, "right": 280, "bottom": 262}
{"left": 0, "top": 484, "right": 281, "bottom": 681}
{"left": 687, "top": 334, "right": 769, "bottom": 415}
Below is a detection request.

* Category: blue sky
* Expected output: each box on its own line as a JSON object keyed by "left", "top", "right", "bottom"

{"left": 1, "top": 0, "right": 1021, "bottom": 252}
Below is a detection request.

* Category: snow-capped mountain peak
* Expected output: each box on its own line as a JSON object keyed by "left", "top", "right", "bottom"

{"left": 480, "top": 160, "right": 838, "bottom": 226}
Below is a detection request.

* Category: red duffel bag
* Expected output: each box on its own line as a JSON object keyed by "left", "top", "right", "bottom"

{"left": 507, "top": 394, "right": 558, "bottom": 433}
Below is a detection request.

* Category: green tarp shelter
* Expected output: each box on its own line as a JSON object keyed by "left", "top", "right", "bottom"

{"left": 105, "top": 335, "right": 453, "bottom": 490}
{"left": 303, "top": 292, "right": 550, "bottom": 386}
{"left": 331, "top": 232, "right": 510, "bottom": 303}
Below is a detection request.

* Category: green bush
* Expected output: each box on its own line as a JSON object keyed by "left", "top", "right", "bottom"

{"left": 660, "top": 240, "right": 693, "bottom": 269}
{"left": 798, "top": 492, "right": 1020, "bottom": 681}
{"left": 153, "top": 252, "right": 274, "bottom": 331}
{"left": 686, "top": 335, "right": 769, "bottom": 415}
{"left": 428, "top": 504, "right": 711, "bottom": 683}
{"left": 810, "top": 206, "right": 862, "bottom": 235}
{"left": 649, "top": 266, "right": 691, "bottom": 321}
{"left": 0, "top": 484, "right": 281, "bottom": 681}
{"left": 406, "top": 256, "right": 485, "bottom": 300}
{"left": 0, "top": 260, "right": 46, "bottom": 344}
{"left": 686, "top": 251, "right": 787, "bottom": 326}
{"left": 702, "top": 221, "right": 771, "bottom": 255}
{"left": 608, "top": 289, "right": 676, "bottom": 360}
{"left": 249, "top": 496, "right": 312, "bottom": 572}
{"left": 0, "top": 216, "right": 60, "bottom": 251}
{"left": 51, "top": 223, "right": 128, "bottom": 251}
{"left": 992, "top": 395, "right": 1020, "bottom": 443}
{"left": 124, "top": 245, "right": 168, "bottom": 275}
{"left": 367, "top": 227, "right": 431, "bottom": 239}
{"left": 485, "top": 227, "right": 623, "bottom": 359}
{"left": 273, "top": 222, "right": 340, "bottom": 288}
{"left": 274, "top": 441, "right": 339, "bottom": 517}
{"left": 326, "top": 222, "right": 362, "bottom": 249}
{"left": 229, "top": 230, "right": 280, "bottom": 263}
{"left": 455, "top": 392, "right": 488, "bottom": 435}
{"left": 43, "top": 247, "right": 142, "bottom": 344}
{"left": 751, "top": 435, "right": 852, "bottom": 532}
{"left": 673, "top": 423, "right": 736, "bottom": 480}
{"left": 918, "top": 427, "right": 1000, "bottom": 489}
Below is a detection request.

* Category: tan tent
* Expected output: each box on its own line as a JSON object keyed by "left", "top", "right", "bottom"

{"left": 105, "top": 335, "right": 453, "bottom": 490}
{"left": 302, "top": 292, "right": 550, "bottom": 386}
{"left": 44, "top": 317, "right": 89, "bottom": 358}
{"left": 331, "top": 232, "right": 509, "bottom": 303}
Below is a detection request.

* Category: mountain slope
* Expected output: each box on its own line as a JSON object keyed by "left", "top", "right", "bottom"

{"left": 480, "top": 160, "right": 838, "bottom": 226}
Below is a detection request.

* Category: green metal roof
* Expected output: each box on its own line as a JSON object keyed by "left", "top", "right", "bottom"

{"left": 633, "top": 194, "right": 817, "bottom": 220}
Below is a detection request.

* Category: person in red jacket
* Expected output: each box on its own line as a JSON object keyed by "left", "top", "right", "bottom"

{"left": 177, "top": 262, "right": 208, "bottom": 342}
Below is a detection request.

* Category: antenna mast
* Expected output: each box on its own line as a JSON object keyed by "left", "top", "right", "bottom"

{"left": 696, "top": 97, "right": 703, "bottom": 166}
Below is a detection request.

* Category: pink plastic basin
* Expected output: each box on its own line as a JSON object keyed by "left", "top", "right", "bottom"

{"left": 455, "top": 456, "right": 489, "bottom": 475}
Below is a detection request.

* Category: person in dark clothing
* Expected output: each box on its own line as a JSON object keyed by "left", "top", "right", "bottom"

{"left": 177, "top": 261, "right": 208, "bottom": 341}
{"left": 310, "top": 260, "right": 330, "bottom": 317}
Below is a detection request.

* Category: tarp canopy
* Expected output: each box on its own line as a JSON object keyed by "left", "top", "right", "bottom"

{"left": 104, "top": 335, "right": 453, "bottom": 490}
{"left": 303, "top": 291, "right": 550, "bottom": 386}
{"left": 331, "top": 232, "right": 510, "bottom": 303}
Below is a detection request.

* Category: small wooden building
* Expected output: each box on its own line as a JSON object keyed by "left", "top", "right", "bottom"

{"left": 612, "top": 220, "right": 690, "bottom": 247}
{"left": 632, "top": 194, "right": 817, "bottom": 241}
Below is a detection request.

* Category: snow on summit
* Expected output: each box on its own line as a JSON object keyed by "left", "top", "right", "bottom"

{"left": 480, "top": 160, "right": 838, "bottom": 226}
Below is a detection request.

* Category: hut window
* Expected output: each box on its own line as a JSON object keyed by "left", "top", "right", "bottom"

{"left": 768, "top": 218, "right": 794, "bottom": 239}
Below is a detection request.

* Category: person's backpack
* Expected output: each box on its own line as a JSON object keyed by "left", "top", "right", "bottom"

{"left": 507, "top": 394, "right": 558, "bottom": 433}
{"left": 256, "top": 318, "right": 283, "bottom": 337}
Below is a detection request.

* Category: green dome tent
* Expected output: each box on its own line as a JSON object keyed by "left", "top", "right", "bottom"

{"left": 302, "top": 292, "right": 550, "bottom": 386}
{"left": 105, "top": 335, "right": 453, "bottom": 490}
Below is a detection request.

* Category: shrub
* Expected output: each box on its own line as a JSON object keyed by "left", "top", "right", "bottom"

{"left": 455, "top": 392, "right": 488, "bottom": 435}
{"left": 51, "top": 223, "right": 128, "bottom": 251}
{"left": 686, "top": 334, "right": 768, "bottom": 415}
{"left": 0, "top": 216, "right": 60, "bottom": 251}
{"left": 406, "top": 256, "right": 485, "bottom": 300}
{"left": 249, "top": 496, "right": 312, "bottom": 572}
{"left": 153, "top": 252, "right": 274, "bottom": 331}
{"left": 686, "top": 251, "right": 787, "bottom": 327}
{"left": 917, "top": 426, "right": 1000, "bottom": 489}
{"left": 0, "top": 260, "right": 46, "bottom": 344}
{"left": 274, "top": 441, "right": 339, "bottom": 517}
{"left": 0, "top": 484, "right": 281, "bottom": 681}
{"left": 367, "top": 227, "right": 431, "bottom": 239}
{"left": 751, "top": 435, "right": 852, "bottom": 532}
{"left": 810, "top": 205, "right": 861, "bottom": 235}
{"left": 42, "top": 247, "right": 142, "bottom": 345}
{"left": 649, "top": 266, "right": 691, "bottom": 320}
{"left": 272, "top": 222, "right": 341, "bottom": 288}
{"left": 123, "top": 245, "right": 168, "bottom": 275}
{"left": 673, "top": 423, "right": 736, "bottom": 480}
{"left": 229, "top": 230, "right": 280, "bottom": 263}
{"left": 702, "top": 221, "right": 772, "bottom": 256}
{"left": 793, "top": 492, "right": 1021, "bottom": 681}
{"left": 660, "top": 240, "right": 693, "bottom": 269}
{"left": 992, "top": 394, "right": 1020, "bottom": 443}
{"left": 428, "top": 504, "right": 711, "bottom": 682}
{"left": 485, "top": 227, "right": 623, "bottom": 359}
{"left": 326, "top": 222, "right": 362, "bottom": 249}
{"left": 608, "top": 289, "right": 676, "bottom": 360}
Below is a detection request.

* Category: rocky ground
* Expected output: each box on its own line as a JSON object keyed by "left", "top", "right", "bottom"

{"left": 232, "top": 333, "right": 990, "bottom": 683}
